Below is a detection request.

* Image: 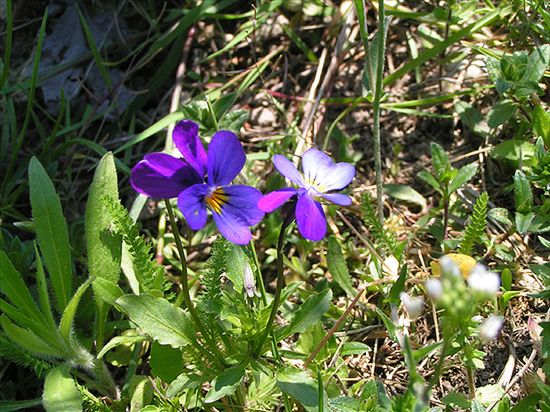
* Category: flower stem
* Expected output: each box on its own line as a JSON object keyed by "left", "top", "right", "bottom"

{"left": 372, "top": 0, "right": 387, "bottom": 223}
{"left": 253, "top": 216, "right": 292, "bottom": 358}
{"left": 164, "top": 199, "right": 226, "bottom": 366}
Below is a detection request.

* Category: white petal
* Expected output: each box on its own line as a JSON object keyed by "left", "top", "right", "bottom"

{"left": 425, "top": 278, "right": 443, "bottom": 301}
{"left": 479, "top": 316, "right": 503, "bottom": 341}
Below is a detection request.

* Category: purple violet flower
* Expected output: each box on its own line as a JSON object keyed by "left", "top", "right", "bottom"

{"left": 131, "top": 120, "right": 264, "bottom": 245}
{"left": 258, "top": 148, "right": 355, "bottom": 241}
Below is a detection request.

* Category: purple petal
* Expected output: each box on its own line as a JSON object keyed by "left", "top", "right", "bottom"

{"left": 301, "top": 148, "right": 334, "bottom": 185}
{"left": 177, "top": 184, "right": 209, "bottom": 230}
{"left": 273, "top": 155, "right": 304, "bottom": 186}
{"left": 320, "top": 193, "right": 352, "bottom": 206}
{"left": 258, "top": 188, "right": 298, "bottom": 212}
{"left": 130, "top": 153, "right": 200, "bottom": 198}
{"left": 301, "top": 148, "right": 355, "bottom": 191}
{"left": 318, "top": 163, "right": 355, "bottom": 191}
{"left": 211, "top": 185, "right": 264, "bottom": 245}
{"left": 295, "top": 193, "right": 326, "bottom": 241}
{"left": 207, "top": 130, "right": 245, "bottom": 186}
{"left": 172, "top": 120, "right": 207, "bottom": 176}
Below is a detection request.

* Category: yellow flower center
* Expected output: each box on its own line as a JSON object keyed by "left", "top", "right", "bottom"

{"left": 205, "top": 187, "right": 229, "bottom": 214}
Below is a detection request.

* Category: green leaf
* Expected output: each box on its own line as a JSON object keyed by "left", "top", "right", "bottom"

{"left": 383, "top": 184, "right": 427, "bottom": 209}
{"left": 33, "top": 244, "right": 57, "bottom": 329}
{"left": 278, "top": 289, "right": 332, "bottom": 340}
{"left": 491, "top": 140, "right": 535, "bottom": 167}
{"left": 516, "top": 213, "right": 535, "bottom": 235}
{"left": 86, "top": 153, "right": 122, "bottom": 299}
{"left": 532, "top": 105, "right": 550, "bottom": 146}
{"left": 329, "top": 396, "right": 364, "bottom": 412}
{"left": 150, "top": 342, "right": 183, "bottom": 383}
{"left": 509, "top": 394, "right": 541, "bottom": 412}
{"left": 204, "top": 366, "right": 246, "bottom": 403}
{"left": 487, "top": 100, "right": 516, "bottom": 129}
{"left": 0, "top": 315, "right": 62, "bottom": 358}
{"left": 225, "top": 244, "right": 246, "bottom": 293}
{"left": 387, "top": 264, "right": 407, "bottom": 305}
{"left": 92, "top": 278, "right": 124, "bottom": 307}
{"left": 430, "top": 142, "right": 450, "bottom": 177}
{"left": 521, "top": 44, "right": 550, "bottom": 84}
{"left": 59, "top": 278, "right": 93, "bottom": 343}
{"left": 0, "top": 250, "right": 45, "bottom": 323}
{"left": 42, "top": 366, "right": 82, "bottom": 412}
{"left": 475, "top": 384, "right": 505, "bottom": 407}
{"left": 116, "top": 294, "right": 194, "bottom": 348}
{"left": 514, "top": 170, "right": 533, "bottom": 214}
{"left": 29, "top": 157, "right": 72, "bottom": 312}
{"left": 488, "top": 208, "right": 513, "bottom": 226}
{"left": 0, "top": 399, "right": 42, "bottom": 411}
{"left": 166, "top": 373, "right": 201, "bottom": 398}
{"left": 327, "top": 237, "right": 354, "bottom": 298}
{"left": 277, "top": 367, "right": 329, "bottom": 412}
{"left": 340, "top": 342, "right": 371, "bottom": 356}
{"left": 417, "top": 171, "right": 441, "bottom": 192}
{"left": 97, "top": 335, "right": 147, "bottom": 359}
{"left": 455, "top": 101, "right": 489, "bottom": 137}
{"left": 129, "top": 376, "right": 153, "bottom": 412}
{"left": 449, "top": 163, "right": 478, "bottom": 193}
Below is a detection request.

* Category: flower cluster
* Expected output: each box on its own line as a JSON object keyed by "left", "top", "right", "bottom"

{"left": 131, "top": 120, "right": 355, "bottom": 244}
{"left": 424, "top": 255, "right": 503, "bottom": 340}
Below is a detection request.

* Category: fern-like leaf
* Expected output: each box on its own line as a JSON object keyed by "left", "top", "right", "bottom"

{"left": 0, "top": 333, "right": 52, "bottom": 377}
{"left": 459, "top": 192, "right": 488, "bottom": 256}
{"left": 103, "top": 197, "right": 163, "bottom": 293}
{"left": 197, "top": 237, "right": 231, "bottom": 315}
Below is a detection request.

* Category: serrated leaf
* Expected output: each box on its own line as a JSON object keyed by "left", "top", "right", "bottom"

{"left": 449, "top": 163, "right": 478, "bottom": 193}
{"left": 514, "top": 170, "right": 533, "bottom": 213}
{"left": 29, "top": 157, "right": 72, "bottom": 312}
{"left": 116, "top": 294, "right": 194, "bottom": 348}
{"left": 327, "top": 237, "right": 354, "bottom": 298}
{"left": 430, "top": 142, "right": 450, "bottom": 177}
{"left": 86, "top": 152, "right": 122, "bottom": 301}
{"left": 43, "top": 366, "right": 82, "bottom": 412}
{"left": 487, "top": 100, "right": 516, "bottom": 128}
{"left": 278, "top": 289, "right": 332, "bottom": 340}
{"left": 383, "top": 184, "right": 427, "bottom": 209}
{"left": 204, "top": 366, "right": 246, "bottom": 403}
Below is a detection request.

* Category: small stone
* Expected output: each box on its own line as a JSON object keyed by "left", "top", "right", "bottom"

{"left": 251, "top": 107, "right": 276, "bottom": 127}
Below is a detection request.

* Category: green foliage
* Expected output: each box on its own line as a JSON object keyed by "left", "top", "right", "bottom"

{"left": 28, "top": 157, "right": 73, "bottom": 312}
{"left": 42, "top": 366, "right": 82, "bottom": 412}
{"left": 104, "top": 197, "right": 163, "bottom": 293}
{"left": 197, "top": 237, "right": 231, "bottom": 315}
{"left": 459, "top": 192, "right": 489, "bottom": 255}
{"left": 115, "top": 294, "right": 195, "bottom": 349}
{"left": 0, "top": 334, "right": 52, "bottom": 377}
{"left": 327, "top": 236, "right": 354, "bottom": 298}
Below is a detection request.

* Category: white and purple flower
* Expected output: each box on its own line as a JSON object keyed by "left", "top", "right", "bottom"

{"left": 130, "top": 120, "right": 264, "bottom": 245}
{"left": 258, "top": 148, "right": 355, "bottom": 241}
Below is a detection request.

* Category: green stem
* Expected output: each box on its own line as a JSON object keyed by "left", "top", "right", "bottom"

{"left": 372, "top": 0, "right": 387, "bottom": 223}
{"left": 253, "top": 217, "right": 291, "bottom": 357}
{"left": 429, "top": 338, "right": 449, "bottom": 390}
{"left": 164, "top": 199, "right": 226, "bottom": 366}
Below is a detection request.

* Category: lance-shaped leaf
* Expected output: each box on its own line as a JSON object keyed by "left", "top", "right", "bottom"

{"left": 29, "top": 157, "right": 72, "bottom": 312}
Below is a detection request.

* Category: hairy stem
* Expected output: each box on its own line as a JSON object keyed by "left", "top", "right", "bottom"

{"left": 164, "top": 199, "right": 226, "bottom": 366}
{"left": 253, "top": 216, "right": 292, "bottom": 357}
{"left": 373, "top": 0, "right": 387, "bottom": 223}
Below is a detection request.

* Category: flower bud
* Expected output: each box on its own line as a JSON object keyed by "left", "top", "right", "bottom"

{"left": 243, "top": 262, "right": 260, "bottom": 298}
{"left": 467, "top": 264, "right": 500, "bottom": 295}
{"left": 425, "top": 278, "right": 443, "bottom": 301}
{"left": 400, "top": 292, "right": 424, "bottom": 319}
{"left": 479, "top": 315, "right": 503, "bottom": 341}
